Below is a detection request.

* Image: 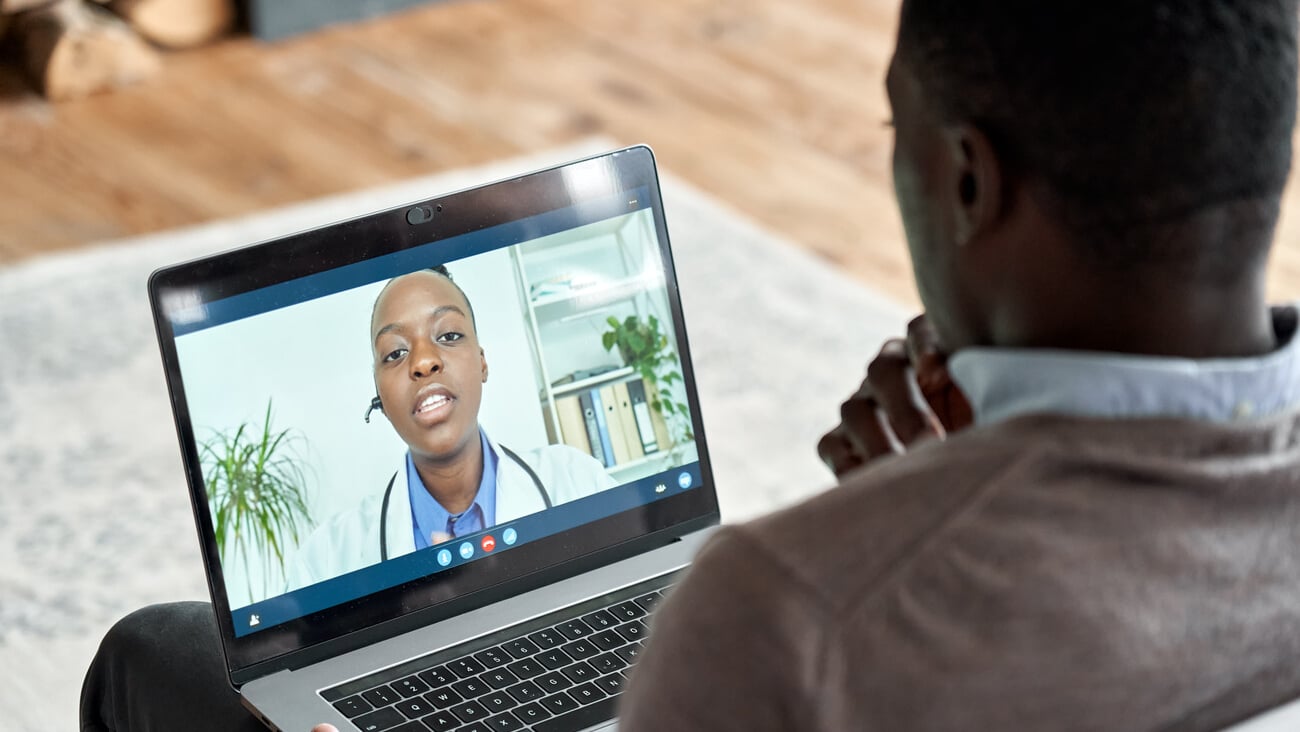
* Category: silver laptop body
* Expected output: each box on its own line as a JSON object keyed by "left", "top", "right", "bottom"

{"left": 148, "top": 146, "right": 720, "bottom": 732}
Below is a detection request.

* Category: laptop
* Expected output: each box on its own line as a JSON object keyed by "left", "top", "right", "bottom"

{"left": 148, "top": 145, "right": 720, "bottom": 732}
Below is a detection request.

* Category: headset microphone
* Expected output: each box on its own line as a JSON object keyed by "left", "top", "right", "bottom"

{"left": 364, "top": 396, "right": 383, "bottom": 423}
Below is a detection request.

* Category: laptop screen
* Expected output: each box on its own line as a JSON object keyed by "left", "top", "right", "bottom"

{"left": 150, "top": 148, "right": 718, "bottom": 675}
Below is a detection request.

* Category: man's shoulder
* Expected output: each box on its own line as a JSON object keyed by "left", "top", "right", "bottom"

{"left": 724, "top": 427, "right": 1037, "bottom": 612}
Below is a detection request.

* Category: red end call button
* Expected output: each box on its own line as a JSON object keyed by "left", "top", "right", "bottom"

{"left": 481, "top": 535, "right": 496, "bottom": 552}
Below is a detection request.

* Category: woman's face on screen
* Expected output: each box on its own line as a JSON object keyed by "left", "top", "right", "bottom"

{"left": 371, "top": 271, "right": 488, "bottom": 465}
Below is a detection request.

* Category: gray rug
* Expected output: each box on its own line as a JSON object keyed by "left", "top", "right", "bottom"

{"left": 0, "top": 140, "right": 909, "bottom": 730}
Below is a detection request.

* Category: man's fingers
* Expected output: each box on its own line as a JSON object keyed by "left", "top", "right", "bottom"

{"left": 840, "top": 393, "right": 894, "bottom": 459}
{"left": 866, "top": 339, "right": 940, "bottom": 446}
{"left": 817, "top": 428, "right": 863, "bottom": 477}
{"left": 906, "top": 314, "right": 948, "bottom": 391}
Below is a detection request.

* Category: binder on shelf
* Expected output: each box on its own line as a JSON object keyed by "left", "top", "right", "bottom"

{"left": 579, "top": 390, "right": 610, "bottom": 467}
{"left": 645, "top": 381, "right": 673, "bottom": 451}
{"left": 599, "top": 384, "right": 632, "bottom": 466}
{"left": 612, "top": 380, "right": 646, "bottom": 462}
{"left": 626, "top": 379, "right": 660, "bottom": 454}
{"left": 552, "top": 394, "right": 592, "bottom": 455}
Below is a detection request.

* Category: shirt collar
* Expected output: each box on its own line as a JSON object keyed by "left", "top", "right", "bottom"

{"left": 407, "top": 427, "right": 499, "bottom": 547}
{"left": 948, "top": 307, "right": 1300, "bottom": 425}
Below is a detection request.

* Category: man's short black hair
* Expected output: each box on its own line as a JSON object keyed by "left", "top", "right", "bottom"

{"left": 898, "top": 0, "right": 1298, "bottom": 266}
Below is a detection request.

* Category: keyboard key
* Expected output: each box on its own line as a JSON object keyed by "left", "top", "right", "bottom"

{"left": 484, "top": 711, "right": 525, "bottom": 731}
{"left": 533, "top": 696, "right": 617, "bottom": 732}
{"left": 424, "top": 686, "right": 463, "bottom": 709}
{"left": 528, "top": 628, "right": 564, "bottom": 649}
{"left": 504, "top": 638, "right": 540, "bottom": 659}
{"left": 590, "top": 629, "right": 625, "bottom": 652}
{"left": 594, "top": 673, "right": 626, "bottom": 695}
{"left": 420, "top": 711, "right": 462, "bottom": 732}
{"left": 561, "top": 638, "right": 600, "bottom": 660}
{"left": 393, "top": 676, "right": 430, "bottom": 698}
{"left": 394, "top": 697, "right": 434, "bottom": 719}
{"left": 581, "top": 609, "right": 617, "bottom": 631}
{"left": 452, "top": 699, "right": 489, "bottom": 724}
{"left": 332, "top": 695, "right": 373, "bottom": 718}
{"left": 482, "top": 667, "right": 519, "bottom": 689}
{"left": 504, "top": 679, "right": 543, "bottom": 703}
{"left": 569, "top": 681, "right": 607, "bottom": 705}
{"left": 458, "top": 724, "right": 491, "bottom": 732}
{"left": 534, "top": 671, "right": 573, "bottom": 693}
{"left": 614, "top": 620, "right": 648, "bottom": 644}
{"left": 634, "top": 591, "right": 664, "bottom": 613}
{"left": 556, "top": 619, "right": 593, "bottom": 640}
{"left": 613, "top": 642, "right": 643, "bottom": 665}
{"left": 513, "top": 701, "right": 551, "bottom": 723}
{"left": 480, "top": 689, "right": 517, "bottom": 713}
{"left": 389, "top": 723, "right": 430, "bottom": 732}
{"left": 560, "top": 661, "right": 598, "bottom": 684}
{"left": 447, "top": 657, "right": 487, "bottom": 679}
{"left": 473, "top": 646, "right": 511, "bottom": 669}
{"left": 608, "top": 601, "right": 646, "bottom": 621}
{"left": 590, "top": 652, "right": 627, "bottom": 674}
{"left": 536, "top": 648, "right": 573, "bottom": 670}
{"left": 352, "top": 706, "right": 406, "bottom": 732}
{"left": 538, "top": 691, "right": 580, "bottom": 716}
{"left": 505, "top": 657, "right": 545, "bottom": 679}
{"left": 451, "top": 677, "right": 490, "bottom": 699}
{"left": 361, "top": 685, "right": 401, "bottom": 708}
{"left": 418, "top": 665, "right": 456, "bottom": 688}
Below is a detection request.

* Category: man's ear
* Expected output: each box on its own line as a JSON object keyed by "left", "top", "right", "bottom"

{"left": 943, "top": 124, "right": 1003, "bottom": 246}
{"left": 480, "top": 347, "right": 489, "bottom": 383}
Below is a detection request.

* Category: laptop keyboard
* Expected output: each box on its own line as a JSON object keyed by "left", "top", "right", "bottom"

{"left": 321, "top": 574, "right": 675, "bottom": 732}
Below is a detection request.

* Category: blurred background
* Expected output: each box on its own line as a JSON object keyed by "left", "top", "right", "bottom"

{"left": 5, "top": 4, "right": 1300, "bottom": 727}
{"left": 5, "top": 0, "right": 1300, "bottom": 302}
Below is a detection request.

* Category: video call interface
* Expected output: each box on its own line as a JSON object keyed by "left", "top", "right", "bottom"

{"left": 168, "top": 192, "right": 703, "bottom": 637}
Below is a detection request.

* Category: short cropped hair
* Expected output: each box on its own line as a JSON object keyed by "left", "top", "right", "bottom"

{"left": 898, "top": 0, "right": 1298, "bottom": 266}
{"left": 371, "top": 265, "right": 478, "bottom": 335}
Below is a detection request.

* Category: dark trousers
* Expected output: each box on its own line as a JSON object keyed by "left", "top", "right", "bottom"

{"left": 80, "top": 602, "right": 265, "bottom": 732}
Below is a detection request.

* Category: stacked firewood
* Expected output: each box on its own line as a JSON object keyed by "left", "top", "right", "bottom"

{"left": 1, "top": 0, "right": 235, "bottom": 100}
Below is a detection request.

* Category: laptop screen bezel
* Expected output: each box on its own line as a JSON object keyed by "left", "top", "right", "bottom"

{"left": 147, "top": 146, "right": 721, "bottom": 682}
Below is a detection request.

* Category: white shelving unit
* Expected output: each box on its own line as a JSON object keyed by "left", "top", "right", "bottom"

{"left": 510, "top": 209, "right": 686, "bottom": 482}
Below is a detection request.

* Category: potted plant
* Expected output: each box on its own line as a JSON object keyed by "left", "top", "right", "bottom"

{"left": 601, "top": 314, "right": 694, "bottom": 448}
{"left": 199, "top": 399, "right": 313, "bottom": 602}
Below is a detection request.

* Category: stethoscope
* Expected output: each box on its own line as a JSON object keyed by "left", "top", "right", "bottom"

{"left": 365, "top": 396, "right": 551, "bottom": 561}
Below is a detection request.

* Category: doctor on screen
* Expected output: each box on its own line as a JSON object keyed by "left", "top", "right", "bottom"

{"left": 285, "top": 266, "right": 616, "bottom": 591}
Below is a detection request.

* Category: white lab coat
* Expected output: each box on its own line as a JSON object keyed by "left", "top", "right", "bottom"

{"left": 284, "top": 433, "right": 616, "bottom": 593}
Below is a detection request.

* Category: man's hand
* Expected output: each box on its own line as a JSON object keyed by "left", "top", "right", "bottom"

{"left": 312, "top": 725, "right": 338, "bottom": 732}
{"left": 817, "top": 315, "right": 972, "bottom": 478}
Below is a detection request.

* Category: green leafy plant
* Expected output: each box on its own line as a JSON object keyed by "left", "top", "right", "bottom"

{"left": 200, "top": 400, "right": 313, "bottom": 602}
{"left": 601, "top": 314, "right": 694, "bottom": 445}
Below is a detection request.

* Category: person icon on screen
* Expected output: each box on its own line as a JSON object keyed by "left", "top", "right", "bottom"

{"left": 284, "top": 266, "right": 615, "bottom": 590}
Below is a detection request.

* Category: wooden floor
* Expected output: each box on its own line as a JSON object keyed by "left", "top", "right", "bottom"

{"left": 4, "top": 0, "right": 1300, "bottom": 308}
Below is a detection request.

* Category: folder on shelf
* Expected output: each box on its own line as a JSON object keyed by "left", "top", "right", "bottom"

{"left": 579, "top": 390, "right": 611, "bottom": 467}
{"left": 612, "top": 380, "right": 645, "bottom": 463}
{"left": 551, "top": 394, "right": 592, "bottom": 456}
{"left": 599, "top": 384, "right": 632, "bottom": 466}
{"left": 626, "top": 379, "right": 660, "bottom": 455}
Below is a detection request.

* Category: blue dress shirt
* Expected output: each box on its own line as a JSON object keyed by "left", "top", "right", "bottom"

{"left": 948, "top": 308, "right": 1300, "bottom": 425}
{"left": 407, "top": 427, "right": 499, "bottom": 549}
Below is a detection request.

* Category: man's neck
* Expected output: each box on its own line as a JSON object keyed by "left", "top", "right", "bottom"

{"left": 1000, "top": 287, "right": 1277, "bottom": 359}
{"left": 982, "top": 192, "right": 1280, "bottom": 359}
